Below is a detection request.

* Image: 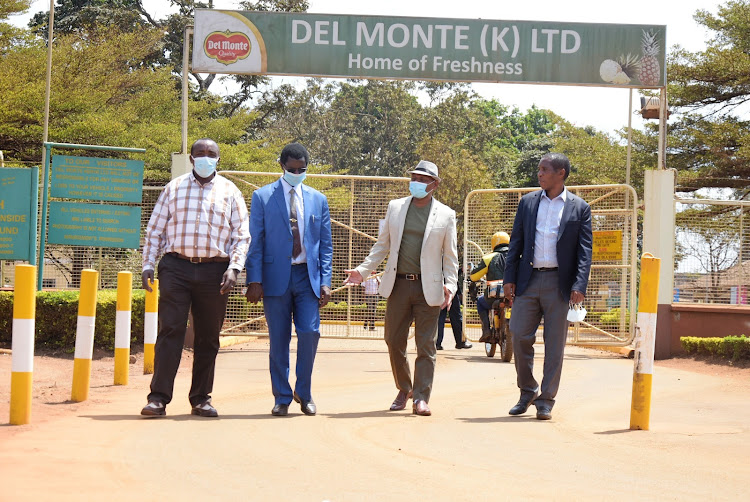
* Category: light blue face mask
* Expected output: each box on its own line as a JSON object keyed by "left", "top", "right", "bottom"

{"left": 284, "top": 170, "right": 307, "bottom": 187}
{"left": 192, "top": 156, "right": 218, "bottom": 178}
{"left": 409, "top": 180, "right": 434, "bottom": 199}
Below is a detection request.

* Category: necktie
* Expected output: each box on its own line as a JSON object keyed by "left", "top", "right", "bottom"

{"left": 289, "top": 188, "right": 302, "bottom": 258}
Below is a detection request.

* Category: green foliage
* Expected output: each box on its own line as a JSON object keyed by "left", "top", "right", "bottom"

{"left": 1, "top": 0, "right": 31, "bottom": 18}
{"left": 0, "top": 25, "right": 267, "bottom": 178}
{"left": 0, "top": 0, "right": 31, "bottom": 47}
{"left": 550, "top": 114, "right": 648, "bottom": 197}
{"left": 667, "top": 0, "right": 750, "bottom": 193}
{"left": 600, "top": 308, "right": 630, "bottom": 326}
{"left": 680, "top": 335, "right": 750, "bottom": 361}
{"left": 0, "top": 290, "right": 146, "bottom": 351}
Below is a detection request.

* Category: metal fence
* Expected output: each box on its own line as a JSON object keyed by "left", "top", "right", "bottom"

{"left": 0, "top": 171, "right": 411, "bottom": 339}
{"left": 674, "top": 198, "right": 750, "bottom": 305}
{"left": 1, "top": 175, "right": 639, "bottom": 344}
{"left": 463, "top": 185, "right": 638, "bottom": 346}
{"left": 222, "top": 171, "right": 411, "bottom": 338}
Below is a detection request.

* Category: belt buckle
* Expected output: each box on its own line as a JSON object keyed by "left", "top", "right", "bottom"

{"left": 189, "top": 256, "right": 202, "bottom": 264}
{"left": 405, "top": 273, "right": 416, "bottom": 281}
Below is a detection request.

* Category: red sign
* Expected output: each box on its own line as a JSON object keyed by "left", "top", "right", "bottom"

{"left": 204, "top": 30, "right": 252, "bottom": 65}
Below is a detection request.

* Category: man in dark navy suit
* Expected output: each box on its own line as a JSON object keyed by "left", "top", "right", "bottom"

{"left": 503, "top": 153, "right": 592, "bottom": 420}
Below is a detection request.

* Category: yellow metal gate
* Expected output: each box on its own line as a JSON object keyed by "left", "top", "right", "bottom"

{"left": 220, "top": 171, "right": 410, "bottom": 339}
{"left": 463, "top": 185, "right": 638, "bottom": 346}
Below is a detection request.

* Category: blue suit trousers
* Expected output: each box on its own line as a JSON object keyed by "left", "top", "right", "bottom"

{"left": 263, "top": 263, "right": 320, "bottom": 405}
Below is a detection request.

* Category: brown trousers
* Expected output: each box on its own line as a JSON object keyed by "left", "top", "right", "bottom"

{"left": 384, "top": 278, "right": 441, "bottom": 402}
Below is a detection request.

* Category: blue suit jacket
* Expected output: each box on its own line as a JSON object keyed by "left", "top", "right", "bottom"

{"left": 503, "top": 188, "right": 593, "bottom": 303}
{"left": 245, "top": 179, "right": 333, "bottom": 297}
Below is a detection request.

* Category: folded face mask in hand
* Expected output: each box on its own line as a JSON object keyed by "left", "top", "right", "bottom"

{"left": 567, "top": 303, "right": 587, "bottom": 323}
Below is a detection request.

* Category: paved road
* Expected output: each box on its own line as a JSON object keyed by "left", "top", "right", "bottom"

{"left": 1, "top": 339, "right": 748, "bottom": 501}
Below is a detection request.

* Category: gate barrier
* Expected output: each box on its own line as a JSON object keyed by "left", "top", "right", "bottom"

{"left": 463, "top": 185, "right": 638, "bottom": 346}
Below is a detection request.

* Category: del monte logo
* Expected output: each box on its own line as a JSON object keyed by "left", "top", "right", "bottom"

{"left": 204, "top": 30, "right": 252, "bottom": 65}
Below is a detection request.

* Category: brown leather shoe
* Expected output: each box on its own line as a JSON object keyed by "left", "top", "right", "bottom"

{"left": 389, "top": 390, "right": 413, "bottom": 411}
{"left": 412, "top": 399, "right": 431, "bottom": 416}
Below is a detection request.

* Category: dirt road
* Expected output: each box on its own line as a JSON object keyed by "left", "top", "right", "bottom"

{"left": 1, "top": 339, "right": 748, "bottom": 501}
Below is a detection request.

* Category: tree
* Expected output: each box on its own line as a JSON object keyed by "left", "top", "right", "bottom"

{"left": 418, "top": 135, "right": 494, "bottom": 250}
{"left": 667, "top": 0, "right": 750, "bottom": 197}
{"left": 676, "top": 205, "right": 741, "bottom": 295}
{"left": 550, "top": 115, "right": 651, "bottom": 197}
{"left": 0, "top": 24, "right": 273, "bottom": 286}
{"left": 28, "top": 0, "right": 309, "bottom": 103}
{"left": 0, "top": 0, "right": 31, "bottom": 48}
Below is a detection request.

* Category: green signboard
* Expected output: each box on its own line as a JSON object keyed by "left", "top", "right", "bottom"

{"left": 48, "top": 201, "right": 141, "bottom": 249}
{"left": 51, "top": 155, "right": 144, "bottom": 203}
{"left": 0, "top": 167, "right": 38, "bottom": 261}
{"left": 193, "top": 10, "right": 666, "bottom": 88}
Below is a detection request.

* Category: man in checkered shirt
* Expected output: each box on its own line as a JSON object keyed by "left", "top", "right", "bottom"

{"left": 140, "top": 138, "right": 250, "bottom": 418}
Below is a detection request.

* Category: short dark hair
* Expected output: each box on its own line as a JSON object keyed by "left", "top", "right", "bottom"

{"left": 279, "top": 142, "right": 310, "bottom": 166}
{"left": 190, "top": 138, "right": 219, "bottom": 156}
{"left": 540, "top": 152, "right": 571, "bottom": 179}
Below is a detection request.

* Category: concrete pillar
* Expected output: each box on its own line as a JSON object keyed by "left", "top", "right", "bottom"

{"left": 643, "top": 169, "right": 675, "bottom": 358}
{"left": 171, "top": 153, "right": 191, "bottom": 179}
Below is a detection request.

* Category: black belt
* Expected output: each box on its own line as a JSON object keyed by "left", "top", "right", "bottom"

{"left": 168, "top": 252, "right": 230, "bottom": 264}
{"left": 534, "top": 267, "right": 558, "bottom": 272}
{"left": 396, "top": 273, "right": 421, "bottom": 281}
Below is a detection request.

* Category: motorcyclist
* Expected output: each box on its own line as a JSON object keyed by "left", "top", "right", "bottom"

{"left": 469, "top": 231, "right": 510, "bottom": 343}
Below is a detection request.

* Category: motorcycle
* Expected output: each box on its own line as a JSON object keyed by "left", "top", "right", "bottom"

{"left": 481, "top": 280, "right": 513, "bottom": 362}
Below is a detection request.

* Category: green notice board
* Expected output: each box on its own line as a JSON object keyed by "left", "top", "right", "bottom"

{"left": 51, "top": 155, "right": 144, "bottom": 203}
{"left": 0, "top": 167, "right": 38, "bottom": 260}
{"left": 48, "top": 201, "right": 141, "bottom": 249}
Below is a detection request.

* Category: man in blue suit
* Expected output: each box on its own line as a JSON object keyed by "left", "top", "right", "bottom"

{"left": 245, "top": 143, "right": 333, "bottom": 417}
{"left": 503, "top": 153, "right": 592, "bottom": 421}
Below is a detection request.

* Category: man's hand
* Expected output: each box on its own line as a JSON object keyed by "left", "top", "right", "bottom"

{"left": 343, "top": 269, "right": 363, "bottom": 285}
{"left": 245, "top": 283, "right": 263, "bottom": 303}
{"left": 441, "top": 285, "right": 453, "bottom": 310}
{"left": 142, "top": 270, "right": 154, "bottom": 292}
{"left": 220, "top": 268, "right": 239, "bottom": 295}
{"left": 503, "top": 282, "right": 516, "bottom": 307}
{"left": 319, "top": 285, "right": 332, "bottom": 307}
{"left": 570, "top": 290, "right": 585, "bottom": 305}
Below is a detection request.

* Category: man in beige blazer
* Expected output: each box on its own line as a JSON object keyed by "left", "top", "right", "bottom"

{"left": 344, "top": 161, "right": 458, "bottom": 416}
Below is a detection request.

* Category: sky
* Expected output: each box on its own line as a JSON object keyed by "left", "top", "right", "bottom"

{"left": 12, "top": 0, "right": 724, "bottom": 135}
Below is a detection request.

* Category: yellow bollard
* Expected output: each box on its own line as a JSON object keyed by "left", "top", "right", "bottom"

{"left": 10, "top": 264, "right": 37, "bottom": 425}
{"left": 114, "top": 271, "right": 132, "bottom": 385}
{"left": 630, "top": 252, "right": 661, "bottom": 430}
{"left": 71, "top": 269, "right": 99, "bottom": 402}
{"left": 143, "top": 279, "right": 158, "bottom": 374}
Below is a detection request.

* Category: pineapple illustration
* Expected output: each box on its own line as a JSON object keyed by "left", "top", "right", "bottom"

{"left": 639, "top": 29, "right": 661, "bottom": 86}
{"left": 599, "top": 54, "right": 640, "bottom": 84}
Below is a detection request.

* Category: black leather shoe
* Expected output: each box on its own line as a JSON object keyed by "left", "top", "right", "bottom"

{"left": 293, "top": 392, "right": 316, "bottom": 416}
{"left": 191, "top": 401, "right": 218, "bottom": 417}
{"left": 536, "top": 405, "right": 552, "bottom": 420}
{"left": 140, "top": 401, "right": 166, "bottom": 417}
{"left": 509, "top": 393, "right": 539, "bottom": 415}
{"left": 271, "top": 403, "right": 289, "bottom": 416}
{"left": 455, "top": 341, "right": 473, "bottom": 349}
{"left": 436, "top": 345, "right": 444, "bottom": 350}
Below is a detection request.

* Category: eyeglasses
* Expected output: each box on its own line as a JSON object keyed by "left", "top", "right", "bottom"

{"left": 282, "top": 163, "right": 307, "bottom": 174}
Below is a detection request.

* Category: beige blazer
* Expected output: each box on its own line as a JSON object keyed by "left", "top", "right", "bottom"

{"left": 355, "top": 196, "right": 458, "bottom": 307}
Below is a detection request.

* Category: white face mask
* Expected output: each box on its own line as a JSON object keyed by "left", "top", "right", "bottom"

{"left": 192, "top": 156, "right": 218, "bottom": 178}
{"left": 567, "top": 303, "right": 587, "bottom": 323}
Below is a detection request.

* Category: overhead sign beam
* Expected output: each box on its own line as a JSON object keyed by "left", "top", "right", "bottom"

{"left": 193, "top": 10, "right": 666, "bottom": 88}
